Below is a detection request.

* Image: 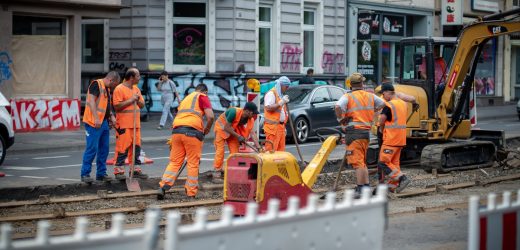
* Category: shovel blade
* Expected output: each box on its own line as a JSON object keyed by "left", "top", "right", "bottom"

{"left": 126, "top": 177, "right": 141, "bottom": 192}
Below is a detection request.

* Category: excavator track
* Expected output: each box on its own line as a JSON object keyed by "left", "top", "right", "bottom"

{"left": 421, "top": 140, "right": 496, "bottom": 173}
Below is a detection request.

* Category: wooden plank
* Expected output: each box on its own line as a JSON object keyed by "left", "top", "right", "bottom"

{"left": 394, "top": 188, "right": 436, "bottom": 198}
{"left": 441, "top": 182, "right": 476, "bottom": 191}
{"left": 66, "top": 207, "right": 142, "bottom": 217}
{"left": 159, "top": 199, "right": 223, "bottom": 209}
{"left": 0, "top": 214, "right": 56, "bottom": 223}
{"left": 481, "top": 173, "right": 520, "bottom": 185}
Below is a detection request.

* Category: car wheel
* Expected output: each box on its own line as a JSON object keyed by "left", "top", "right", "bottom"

{"left": 0, "top": 135, "right": 6, "bottom": 165}
{"left": 295, "top": 117, "right": 309, "bottom": 144}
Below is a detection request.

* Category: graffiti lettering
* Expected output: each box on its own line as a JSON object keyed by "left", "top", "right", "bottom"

{"left": 109, "top": 51, "right": 131, "bottom": 60}
{"left": 0, "top": 51, "right": 13, "bottom": 85}
{"left": 10, "top": 99, "right": 81, "bottom": 132}
{"left": 109, "top": 62, "right": 127, "bottom": 72}
{"left": 280, "top": 44, "right": 302, "bottom": 73}
{"left": 321, "top": 51, "right": 345, "bottom": 74}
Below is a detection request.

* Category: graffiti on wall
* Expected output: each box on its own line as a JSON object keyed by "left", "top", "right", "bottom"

{"left": 0, "top": 51, "right": 13, "bottom": 85}
{"left": 280, "top": 44, "right": 302, "bottom": 73}
{"left": 10, "top": 99, "right": 81, "bottom": 132}
{"left": 109, "top": 50, "right": 130, "bottom": 72}
{"left": 322, "top": 51, "right": 344, "bottom": 74}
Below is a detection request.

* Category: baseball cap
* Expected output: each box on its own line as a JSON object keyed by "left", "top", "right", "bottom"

{"left": 379, "top": 83, "right": 395, "bottom": 93}
{"left": 244, "top": 102, "right": 259, "bottom": 114}
{"left": 348, "top": 72, "right": 366, "bottom": 84}
{"left": 277, "top": 76, "right": 291, "bottom": 86}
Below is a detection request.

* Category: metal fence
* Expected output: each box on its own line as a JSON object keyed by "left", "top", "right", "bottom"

{"left": 1, "top": 186, "right": 388, "bottom": 250}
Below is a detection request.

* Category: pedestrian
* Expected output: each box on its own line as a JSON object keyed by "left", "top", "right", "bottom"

{"left": 335, "top": 72, "right": 386, "bottom": 198}
{"left": 300, "top": 68, "right": 315, "bottom": 85}
{"left": 377, "top": 83, "right": 417, "bottom": 193}
{"left": 112, "top": 68, "right": 148, "bottom": 180}
{"left": 156, "top": 71, "right": 181, "bottom": 130}
{"left": 157, "top": 83, "right": 215, "bottom": 200}
{"left": 212, "top": 102, "right": 261, "bottom": 178}
{"left": 80, "top": 71, "right": 121, "bottom": 183}
{"left": 263, "top": 76, "right": 291, "bottom": 152}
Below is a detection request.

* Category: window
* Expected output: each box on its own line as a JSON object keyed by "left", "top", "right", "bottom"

{"left": 13, "top": 15, "right": 65, "bottom": 35}
{"left": 311, "top": 87, "right": 330, "bottom": 103}
{"left": 258, "top": 6, "right": 272, "bottom": 67}
{"left": 172, "top": 1, "right": 207, "bottom": 66}
{"left": 328, "top": 87, "right": 345, "bottom": 101}
{"left": 514, "top": 0, "right": 519, "bottom": 7}
{"left": 82, "top": 23, "right": 104, "bottom": 64}
{"left": 303, "top": 10, "right": 315, "bottom": 68}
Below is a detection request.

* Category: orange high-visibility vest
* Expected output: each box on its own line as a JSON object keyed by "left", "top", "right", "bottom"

{"left": 383, "top": 98, "right": 407, "bottom": 146}
{"left": 114, "top": 84, "right": 141, "bottom": 129}
{"left": 342, "top": 90, "right": 375, "bottom": 130}
{"left": 215, "top": 107, "right": 254, "bottom": 139}
{"left": 172, "top": 91, "right": 206, "bottom": 132}
{"left": 83, "top": 79, "right": 108, "bottom": 127}
{"left": 263, "top": 87, "right": 287, "bottom": 134}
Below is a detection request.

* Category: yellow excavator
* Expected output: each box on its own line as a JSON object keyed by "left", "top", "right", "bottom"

{"left": 371, "top": 8, "right": 520, "bottom": 172}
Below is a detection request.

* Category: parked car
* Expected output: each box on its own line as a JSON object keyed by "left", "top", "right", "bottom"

{"left": 0, "top": 92, "right": 14, "bottom": 165}
{"left": 517, "top": 99, "right": 520, "bottom": 120}
{"left": 259, "top": 85, "right": 349, "bottom": 143}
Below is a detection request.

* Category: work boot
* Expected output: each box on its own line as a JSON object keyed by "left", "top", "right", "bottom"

{"left": 353, "top": 186, "right": 362, "bottom": 199}
{"left": 96, "top": 175, "right": 113, "bottom": 182}
{"left": 395, "top": 175, "right": 411, "bottom": 193}
{"left": 115, "top": 173, "right": 126, "bottom": 181}
{"left": 81, "top": 176, "right": 94, "bottom": 183}
{"left": 211, "top": 170, "right": 224, "bottom": 179}
{"left": 157, "top": 187, "right": 166, "bottom": 200}
{"left": 133, "top": 171, "right": 149, "bottom": 179}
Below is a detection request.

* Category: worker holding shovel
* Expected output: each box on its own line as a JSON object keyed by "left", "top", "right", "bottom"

{"left": 112, "top": 68, "right": 149, "bottom": 181}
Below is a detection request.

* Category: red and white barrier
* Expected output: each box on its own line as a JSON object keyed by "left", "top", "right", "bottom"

{"left": 469, "top": 87, "right": 477, "bottom": 126}
{"left": 468, "top": 190, "right": 520, "bottom": 250}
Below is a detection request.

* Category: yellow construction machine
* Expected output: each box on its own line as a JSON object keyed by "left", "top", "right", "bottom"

{"left": 372, "top": 9, "right": 520, "bottom": 172}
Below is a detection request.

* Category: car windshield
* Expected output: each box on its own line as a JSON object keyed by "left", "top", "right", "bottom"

{"left": 285, "top": 88, "right": 312, "bottom": 103}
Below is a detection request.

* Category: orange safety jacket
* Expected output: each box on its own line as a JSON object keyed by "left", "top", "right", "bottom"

{"left": 83, "top": 79, "right": 108, "bottom": 127}
{"left": 263, "top": 87, "right": 287, "bottom": 134}
{"left": 172, "top": 91, "right": 206, "bottom": 132}
{"left": 114, "top": 84, "right": 142, "bottom": 129}
{"left": 215, "top": 107, "right": 254, "bottom": 139}
{"left": 342, "top": 90, "right": 375, "bottom": 130}
{"left": 383, "top": 98, "right": 407, "bottom": 146}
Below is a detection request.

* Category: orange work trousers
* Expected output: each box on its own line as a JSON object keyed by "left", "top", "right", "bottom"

{"left": 213, "top": 131, "right": 239, "bottom": 171}
{"left": 264, "top": 125, "right": 286, "bottom": 152}
{"left": 346, "top": 139, "right": 369, "bottom": 169}
{"left": 378, "top": 144, "right": 403, "bottom": 190}
{"left": 159, "top": 134, "right": 203, "bottom": 197}
{"left": 114, "top": 128, "right": 141, "bottom": 172}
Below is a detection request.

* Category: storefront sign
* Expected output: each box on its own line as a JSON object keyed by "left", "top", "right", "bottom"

{"left": 471, "top": 0, "right": 499, "bottom": 13}
{"left": 357, "top": 12, "right": 372, "bottom": 40}
{"left": 10, "top": 98, "right": 81, "bottom": 132}
{"left": 442, "top": 0, "right": 463, "bottom": 26}
{"left": 382, "top": 15, "right": 404, "bottom": 36}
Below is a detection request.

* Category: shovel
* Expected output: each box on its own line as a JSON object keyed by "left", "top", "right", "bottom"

{"left": 286, "top": 104, "right": 306, "bottom": 167}
{"left": 126, "top": 101, "right": 141, "bottom": 192}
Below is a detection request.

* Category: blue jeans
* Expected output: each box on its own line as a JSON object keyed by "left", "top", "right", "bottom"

{"left": 81, "top": 120, "right": 110, "bottom": 178}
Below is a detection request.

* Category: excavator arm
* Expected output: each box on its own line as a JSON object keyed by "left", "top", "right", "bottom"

{"left": 439, "top": 8, "right": 520, "bottom": 140}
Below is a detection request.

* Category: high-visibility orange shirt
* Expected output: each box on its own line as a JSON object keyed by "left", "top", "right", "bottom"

{"left": 263, "top": 87, "right": 287, "bottom": 134}
{"left": 215, "top": 107, "right": 254, "bottom": 139}
{"left": 383, "top": 98, "right": 407, "bottom": 146}
{"left": 83, "top": 79, "right": 109, "bottom": 127}
{"left": 342, "top": 90, "right": 375, "bottom": 130}
{"left": 113, "top": 84, "right": 144, "bottom": 129}
{"left": 172, "top": 91, "right": 208, "bottom": 132}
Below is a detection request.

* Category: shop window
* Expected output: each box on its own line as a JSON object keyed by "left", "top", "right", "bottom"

{"left": 357, "top": 40, "right": 379, "bottom": 86}
{"left": 82, "top": 23, "right": 104, "bottom": 64}
{"left": 13, "top": 15, "right": 65, "bottom": 35}
{"left": 303, "top": 10, "right": 315, "bottom": 68}
{"left": 172, "top": 1, "right": 207, "bottom": 66}
{"left": 402, "top": 43, "right": 425, "bottom": 81}
{"left": 258, "top": 6, "right": 272, "bottom": 67}
{"left": 475, "top": 39, "right": 496, "bottom": 96}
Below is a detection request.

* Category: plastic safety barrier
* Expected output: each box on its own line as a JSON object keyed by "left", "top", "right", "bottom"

{"left": 0, "top": 186, "right": 388, "bottom": 250}
{"left": 468, "top": 189, "right": 520, "bottom": 250}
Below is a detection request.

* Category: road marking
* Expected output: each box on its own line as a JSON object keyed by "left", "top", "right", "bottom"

{"left": 20, "top": 176, "right": 48, "bottom": 179}
{"left": 4, "top": 174, "right": 13, "bottom": 177}
{"left": 3, "top": 166, "right": 43, "bottom": 170}
{"left": 45, "top": 164, "right": 82, "bottom": 169}
{"left": 505, "top": 123, "right": 520, "bottom": 127}
{"left": 56, "top": 178, "right": 79, "bottom": 181}
{"left": 33, "top": 155, "right": 70, "bottom": 160}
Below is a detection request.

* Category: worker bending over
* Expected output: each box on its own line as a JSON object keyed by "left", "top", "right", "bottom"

{"left": 212, "top": 102, "right": 261, "bottom": 178}
{"left": 335, "top": 72, "right": 386, "bottom": 198}
{"left": 157, "top": 84, "right": 214, "bottom": 200}
{"left": 263, "top": 76, "right": 291, "bottom": 151}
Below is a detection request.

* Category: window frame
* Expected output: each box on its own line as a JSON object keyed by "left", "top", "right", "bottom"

{"left": 81, "top": 19, "right": 109, "bottom": 72}
{"left": 301, "top": 2, "right": 323, "bottom": 74}
{"left": 256, "top": 1, "right": 280, "bottom": 74}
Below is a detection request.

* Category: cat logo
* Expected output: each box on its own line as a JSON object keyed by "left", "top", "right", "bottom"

{"left": 488, "top": 25, "right": 508, "bottom": 35}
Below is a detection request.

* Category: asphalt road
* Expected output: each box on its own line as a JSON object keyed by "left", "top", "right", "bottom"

{"left": 1, "top": 116, "right": 518, "bottom": 189}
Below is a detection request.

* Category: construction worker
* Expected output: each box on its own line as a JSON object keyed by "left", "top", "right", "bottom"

{"left": 157, "top": 83, "right": 214, "bottom": 200}
{"left": 80, "top": 71, "right": 121, "bottom": 183}
{"left": 112, "top": 68, "right": 148, "bottom": 180}
{"left": 212, "top": 102, "right": 261, "bottom": 178}
{"left": 335, "top": 72, "right": 386, "bottom": 198}
{"left": 263, "top": 76, "right": 291, "bottom": 151}
{"left": 378, "top": 83, "right": 417, "bottom": 193}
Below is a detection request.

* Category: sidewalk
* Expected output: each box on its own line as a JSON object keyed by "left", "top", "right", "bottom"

{"left": 7, "top": 103, "right": 518, "bottom": 155}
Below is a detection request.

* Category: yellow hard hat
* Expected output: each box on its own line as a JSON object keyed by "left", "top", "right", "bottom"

{"left": 345, "top": 78, "right": 351, "bottom": 88}
{"left": 247, "top": 78, "right": 260, "bottom": 92}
